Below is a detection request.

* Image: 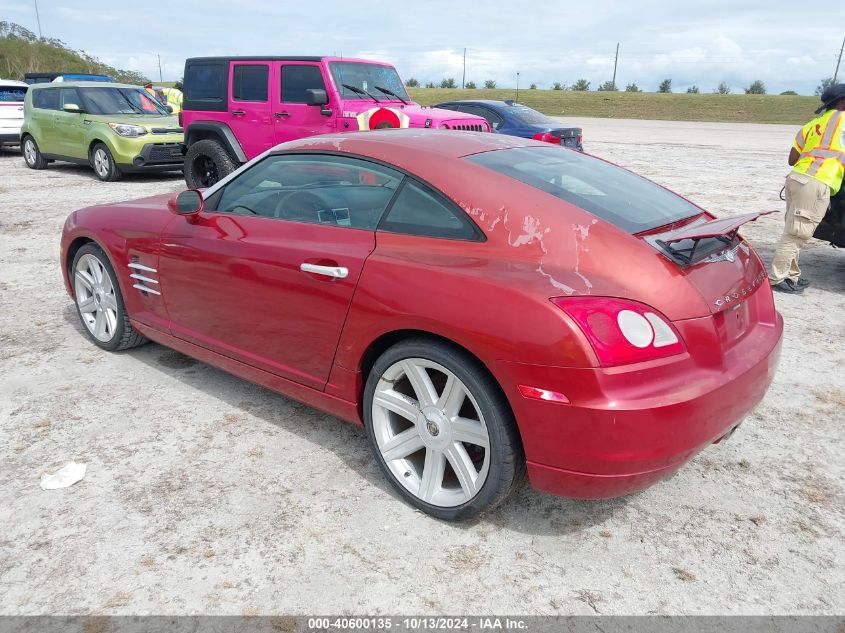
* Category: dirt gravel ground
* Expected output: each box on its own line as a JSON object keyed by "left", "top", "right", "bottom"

{"left": 1, "top": 118, "right": 843, "bottom": 616}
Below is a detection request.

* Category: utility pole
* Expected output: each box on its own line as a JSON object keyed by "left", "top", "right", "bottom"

{"left": 157, "top": 55, "right": 163, "bottom": 83}
{"left": 612, "top": 42, "right": 619, "bottom": 90}
{"left": 834, "top": 36, "right": 844, "bottom": 83}
{"left": 33, "top": 0, "right": 42, "bottom": 38}
{"left": 515, "top": 71, "right": 520, "bottom": 103}
{"left": 462, "top": 48, "right": 466, "bottom": 89}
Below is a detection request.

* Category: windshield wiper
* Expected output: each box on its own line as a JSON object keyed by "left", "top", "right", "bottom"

{"left": 374, "top": 85, "right": 408, "bottom": 105}
{"left": 342, "top": 83, "right": 379, "bottom": 103}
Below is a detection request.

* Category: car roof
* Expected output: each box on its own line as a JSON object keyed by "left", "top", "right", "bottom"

{"left": 272, "top": 128, "right": 542, "bottom": 162}
{"left": 185, "top": 56, "right": 392, "bottom": 65}
{"left": 0, "top": 79, "right": 29, "bottom": 87}
{"left": 439, "top": 100, "right": 526, "bottom": 109}
{"left": 29, "top": 81, "right": 139, "bottom": 89}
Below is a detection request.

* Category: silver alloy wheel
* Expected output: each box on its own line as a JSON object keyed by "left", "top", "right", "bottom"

{"left": 93, "top": 148, "right": 110, "bottom": 178}
{"left": 74, "top": 253, "right": 118, "bottom": 342}
{"left": 372, "top": 358, "right": 491, "bottom": 507}
{"left": 23, "top": 138, "right": 36, "bottom": 166}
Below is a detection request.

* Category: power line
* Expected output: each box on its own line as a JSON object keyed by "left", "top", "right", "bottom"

{"left": 33, "top": 0, "right": 42, "bottom": 38}
{"left": 834, "top": 36, "right": 844, "bottom": 82}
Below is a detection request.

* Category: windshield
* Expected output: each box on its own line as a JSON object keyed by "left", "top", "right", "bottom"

{"left": 0, "top": 86, "right": 27, "bottom": 102}
{"left": 329, "top": 62, "right": 410, "bottom": 102}
{"left": 509, "top": 105, "right": 552, "bottom": 125}
{"left": 466, "top": 147, "right": 701, "bottom": 234}
{"left": 79, "top": 87, "right": 169, "bottom": 116}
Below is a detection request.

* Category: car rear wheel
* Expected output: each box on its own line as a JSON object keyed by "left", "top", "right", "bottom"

{"left": 364, "top": 339, "right": 525, "bottom": 520}
{"left": 91, "top": 143, "right": 121, "bottom": 181}
{"left": 72, "top": 243, "right": 147, "bottom": 351}
{"left": 184, "top": 139, "right": 237, "bottom": 189}
{"left": 22, "top": 136, "right": 47, "bottom": 169}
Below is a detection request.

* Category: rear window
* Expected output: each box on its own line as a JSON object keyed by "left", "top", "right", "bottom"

{"left": 465, "top": 146, "right": 700, "bottom": 233}
{"left": 0, "top": 86, "right": 26, "bottom": 102}
{"left": 509, "top": 105, "right": 551, "bottom": 125}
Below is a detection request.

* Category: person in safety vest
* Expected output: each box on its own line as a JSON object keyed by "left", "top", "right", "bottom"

{"left": 162, "top": 82, "right": 183, "bottom": 115}
{"left": 769, "top": 83, "right": 845, "bottom": 293}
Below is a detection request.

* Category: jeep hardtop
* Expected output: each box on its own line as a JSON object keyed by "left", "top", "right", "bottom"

{"left": 181, "top": 56, "right": 491, "bottom": 188}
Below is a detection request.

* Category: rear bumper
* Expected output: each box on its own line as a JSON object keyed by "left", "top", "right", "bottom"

{"left": 0, "top": 132, "right": 20, "bottom": 144}
{"left": 496, "top": 313, "right": 783, "bottom": 499}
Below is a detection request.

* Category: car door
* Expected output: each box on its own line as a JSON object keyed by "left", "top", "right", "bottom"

{"left": 30, "top": 87, "right": 61, "bottom": 153}
{"left": 273, "top": 62, "right": 335, "bottom": 144}
{"left": 54, "top": 87, "right": 87, "bottom": 158}
{"left": 157, "top": 152, "right": 403, "bottom": 389}
{"left": 227, "top": 61, "right": 273, "bottom": 159}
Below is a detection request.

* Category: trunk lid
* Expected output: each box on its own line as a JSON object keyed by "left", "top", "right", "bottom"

{"left": 641, "top": 211, "right": 775, "bottom": 348}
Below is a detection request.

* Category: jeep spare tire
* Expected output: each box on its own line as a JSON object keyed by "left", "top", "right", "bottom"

{"left": 185, "top": 139, "right": 237, "bottom": 189}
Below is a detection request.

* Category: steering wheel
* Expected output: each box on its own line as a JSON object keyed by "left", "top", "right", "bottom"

{"left": 274, "top": 191, "right": 327, "bottom": 222}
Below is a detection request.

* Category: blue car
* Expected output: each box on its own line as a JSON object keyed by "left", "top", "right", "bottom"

{"left": 434, "top": 99, "right": 583, "bottom": 150}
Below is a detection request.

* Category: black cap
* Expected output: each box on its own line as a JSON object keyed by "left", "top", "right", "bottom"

{"left": 815, "top": 83, "right": 845, "bottom": 113}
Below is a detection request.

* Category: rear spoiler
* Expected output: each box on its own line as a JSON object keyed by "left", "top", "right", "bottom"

{"left": 654, "top": 210, "right": 776, "bottom": 265}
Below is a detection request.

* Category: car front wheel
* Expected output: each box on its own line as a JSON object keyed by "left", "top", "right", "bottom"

{"left": 91, "top": 143, "right": 121, "bottom": 181}
{"left": 71, "top": 243, "right": 147, "bottom": 351}
{"left": 364, "top": 339, "right": 525, "bottom": 521}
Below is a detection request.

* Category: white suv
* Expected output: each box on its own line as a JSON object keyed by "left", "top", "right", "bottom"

{"left": 0, "top": 80, "right": 28, "bottom": 147}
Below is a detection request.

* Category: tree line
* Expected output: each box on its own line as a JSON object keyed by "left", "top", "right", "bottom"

{"left": 0, "top": 21, "right": 149, "bottom": 84}
{"left": 406, "top": 76, "right": 835, "bottom": 96}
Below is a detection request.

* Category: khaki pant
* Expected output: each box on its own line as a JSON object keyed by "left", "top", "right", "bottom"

{"left": 769, "top": 172, "right": 830, "bottom": 284}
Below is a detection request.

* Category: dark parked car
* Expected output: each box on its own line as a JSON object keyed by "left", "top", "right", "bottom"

{"left": 434, "top": 99, "right": 582, "bottom": 150}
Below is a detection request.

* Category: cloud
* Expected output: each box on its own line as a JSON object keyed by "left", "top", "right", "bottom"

{"left": 5, "top": 0, "right": 840, "bottom": 95}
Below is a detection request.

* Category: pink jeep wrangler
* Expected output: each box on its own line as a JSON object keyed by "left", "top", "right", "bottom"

{"left": 181, "top": 56, "right": 491, "bottom": 188}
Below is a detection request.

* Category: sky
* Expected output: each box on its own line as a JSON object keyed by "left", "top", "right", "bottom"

{"left": 2, "top": 0, "right": 843, "bottom": 95}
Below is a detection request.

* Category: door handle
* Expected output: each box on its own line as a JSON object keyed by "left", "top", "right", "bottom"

{"left": 231, "top": 110, "right": 246, "bottom": 116}
{"left": 300, "top": 263, "right": 348, "bottom": 279}
{"left": 275, "top": 111, "right": 290, "bottom": 118}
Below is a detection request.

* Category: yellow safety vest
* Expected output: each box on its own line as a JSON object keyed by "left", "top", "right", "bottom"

{"left": 792, "top": 109, "right": 845, "bottom": 195}
{"left": 162, "top": 87, "right": 183, "bottom": 114}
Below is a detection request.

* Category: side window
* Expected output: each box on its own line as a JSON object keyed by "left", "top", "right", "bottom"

{"left": 281, "top": 65, "right": 326, "bottom": 103}
{"left": 458, "top": 105, "right": 503, "bottom": 129}
{"left": 379, "top": 180, "right": 482, "bottom": 240}
{"left": 232, "top": 64, "right": 269, "bottom": 101}
{"left": 33, "top": 88, "right": 59, "bottom": 110}
{"left": 478, "top": 107, "right": 504, "bottom": 129}
{"left": 214, "top": 153, "right": 402, "bottom": 229}
{"left": 184, "top": 63, "right": 226, "bottom": 103}
{"left": 59, "top": 88, "right": 81, "bottom": 108}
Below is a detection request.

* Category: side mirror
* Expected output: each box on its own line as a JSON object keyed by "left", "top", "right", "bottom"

{"left": 167, "top": 190, "right": 204, "bottom": 218}
{"left": 63, "top": 103, "right": 82, "bottom": 113}
{"left": 305, "top": 89, "right": 329, "bottom": 106}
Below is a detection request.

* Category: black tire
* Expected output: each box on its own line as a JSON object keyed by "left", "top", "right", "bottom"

{"left": 22, "top": 135, "right": 48, "bottom": 169}
{"left": 184, "top": 138, "right": 237, "bottom": 189}
{"left": 71, "top": 243, "right": 147, "bottom": 351}
{"left": 363, "top": 338, "right": 525, "bottom": 521}
{"left": 90, "top": 142, "right": 122, "bottom": 182}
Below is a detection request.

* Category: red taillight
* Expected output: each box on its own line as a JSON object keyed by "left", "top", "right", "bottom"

{"left": 532, "top": 132, "right": 561, "bottom": 144}
{"left": 577, "top": 134, "right": 583, "bottom": 146}
{"left": 551, "top": 297, "right": 685, "bottom": 367}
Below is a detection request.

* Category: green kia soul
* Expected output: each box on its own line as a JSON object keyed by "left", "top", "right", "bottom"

{"left": 21, "top": 81, "right": 184, "bottom": 181}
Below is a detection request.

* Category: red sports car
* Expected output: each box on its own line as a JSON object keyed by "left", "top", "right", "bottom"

{"left": 60, "top": 130, "right": 783, "bottom": 520}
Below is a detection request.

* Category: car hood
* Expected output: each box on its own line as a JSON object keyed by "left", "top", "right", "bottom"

{"left": 83, "top": 113, "right": 181, "bottom": 132}
{"left": 338, "top": 100, "right": 490, "bottom": 131}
